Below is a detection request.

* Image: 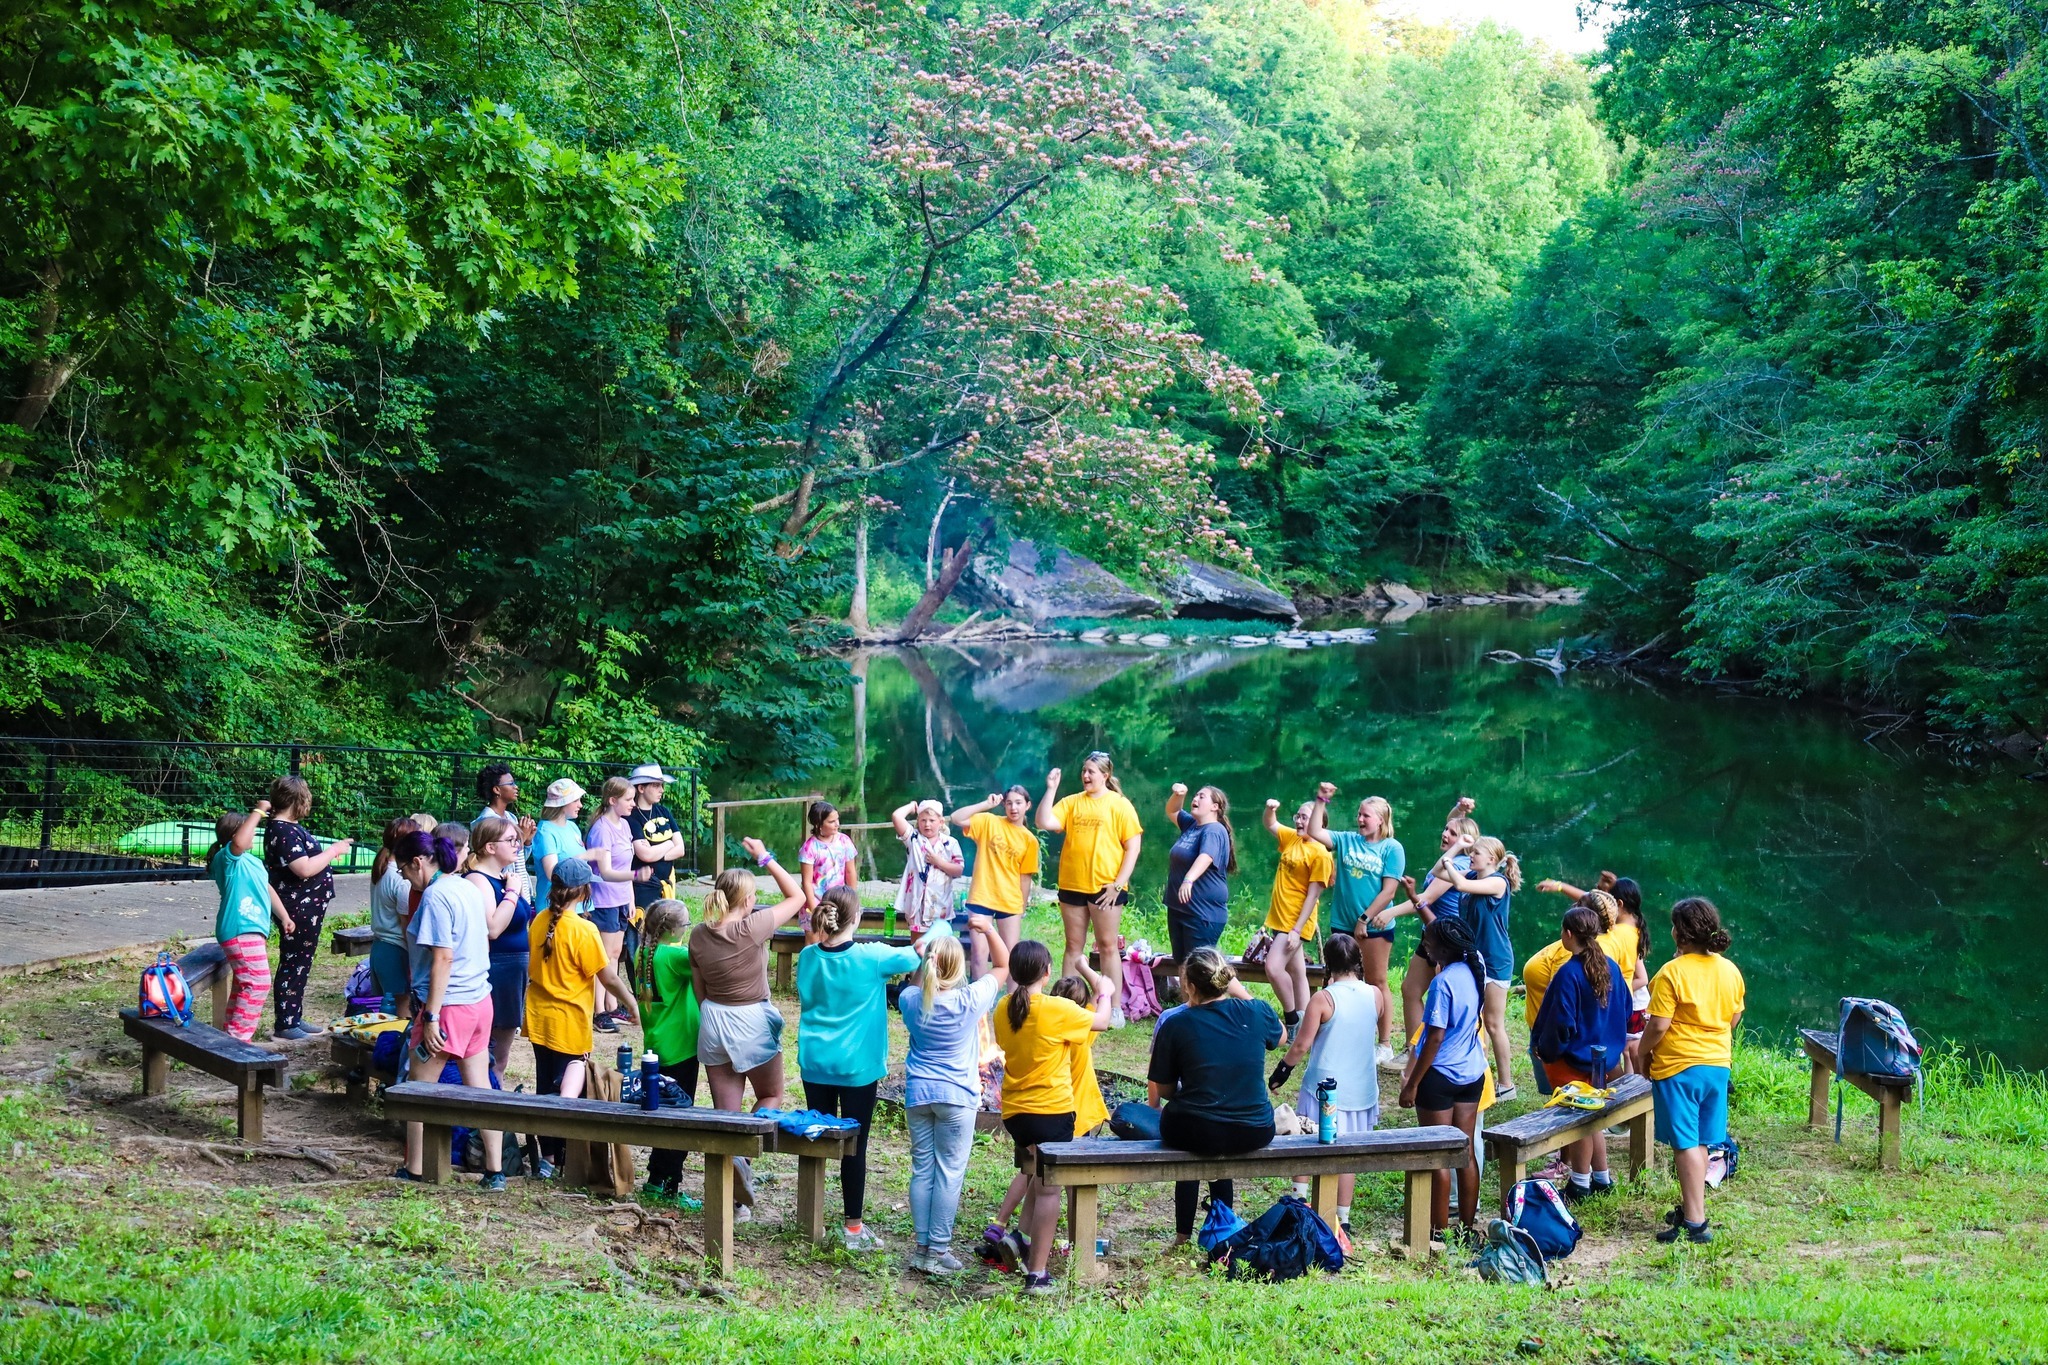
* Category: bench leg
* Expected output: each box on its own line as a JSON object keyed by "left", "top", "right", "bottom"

{"left": 1498, "top": 1158, "right": 1525, "bottom": 1219}
{"left": 211, "top": 981, "right": 231, "bottom": 1032}
{"left": 1878, "top": 1090, "right": 1901, "bottom": 1172}
{"left": 703, "top": 1154, "right": 736, "bottom": 1279}
{"left": 1402, "top": 1169, "right": 1432, "bottom": 1258}
{"left": 237, "top": 1079, "right": 265, "bottom": 1144}
{"left": 346, "top": 1073, "right": 370, "bottom": 1107}
{"left": 796, "top": 1154, "right": 827, "bottom": 1245}
{"left": 1627, "top": 1109, "right": 1652, "bottom": 1184}
{"left": 1066, "top": 1184, "right": 1101, "bottom": 1282}
{"left": 1808, "top": 1058, "right": 1832, "bottom": 1127}
{"left": 421, "top": 1125, "right": 453, "bottom": 1184}
{"left": 141, "top": 1046, "right": 168, "bottom": 1097}
{"left": 774, "top": 953, "right": 793, "bottom": 994}
{"left": 1309, "top": 1173, "right": 1340, "bottom": 1226}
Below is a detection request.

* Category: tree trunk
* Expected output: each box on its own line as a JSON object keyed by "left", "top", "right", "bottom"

{"left": 849, "top": 503, "right": 871, "bottom": 635}
{"left": 894, "top": 518, "right": 991, "bottom": 642}
{"left": 924, "top": 481, "right": 956, "bottom": 587}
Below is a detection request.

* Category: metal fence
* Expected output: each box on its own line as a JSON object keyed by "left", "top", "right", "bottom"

{"left": 0, "top": 737, "right": 700, "bottom": 889}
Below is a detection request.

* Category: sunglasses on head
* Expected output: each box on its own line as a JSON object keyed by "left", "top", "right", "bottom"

{"left": 1086, "top": 751, "right": 1110, "bottom": 763}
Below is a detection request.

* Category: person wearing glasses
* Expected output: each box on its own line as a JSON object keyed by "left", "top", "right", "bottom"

{"left": 1037, "top": 751, "right": 1143, "bottom": 1027}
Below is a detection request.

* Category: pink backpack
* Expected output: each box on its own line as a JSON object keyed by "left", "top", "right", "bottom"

{"left": 1120, "top": 942, "right": 1161, "bottom": 1021}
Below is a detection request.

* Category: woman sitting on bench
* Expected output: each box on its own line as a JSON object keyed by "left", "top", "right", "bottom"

{"left": 1148, "top": 948, "right": 1284, "bottom": 1245}
{"left": 1528, "top": 904, "right": 1631, "bottom": 1201}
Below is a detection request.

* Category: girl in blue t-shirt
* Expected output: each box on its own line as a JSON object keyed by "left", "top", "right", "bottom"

{"left": 1161, "top": 782, "right": 1238, "bottom": 962}
{"left": 1398, "top": 915, "right": 1488, "bottom": 1242}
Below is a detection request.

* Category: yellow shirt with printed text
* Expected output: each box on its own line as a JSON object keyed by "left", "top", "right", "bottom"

{"left": 1263, "top": 828, "right": 1335, "bottom": 937}
{"left": 1051, "top": 791, "right": 1142, "bottom": 893}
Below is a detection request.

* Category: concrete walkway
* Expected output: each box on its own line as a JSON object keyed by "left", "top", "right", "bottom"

{"left": 0, "top": 874, "right": 373, "bottom": 975}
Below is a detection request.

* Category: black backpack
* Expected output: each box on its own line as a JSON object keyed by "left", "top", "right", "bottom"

{"left": 1208, "top": 1194, "right": 1345, "bottom": 1282}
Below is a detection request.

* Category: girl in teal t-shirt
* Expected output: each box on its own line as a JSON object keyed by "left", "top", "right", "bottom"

{"left": 797, "top": 887, "right": 922, "bottom": 1250}
{"left": 207, "top": 806, "right": 293, "bottom": 1042}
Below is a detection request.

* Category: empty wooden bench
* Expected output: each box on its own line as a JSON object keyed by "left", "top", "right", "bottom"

{"left": 378, "top": 1082, "right": 856, "bottom": 1276}
{"left": 1481, "top": 1072, "right": 1653, "bottom": 1213}
{"left": 121, "top": 1008, "right": 288, "bottom": 1142}
{"left": 1802, "top": 1028, "right": 1912, "bottom": 1171}
{"left": 329, "top": 924, "right": 374, "bottom": 957}
{"left": 1034, "top": 1127, "right": 1471, "bottom": 1278}
{"left": 769, "top": 930, "right": 917, "bottom": 993}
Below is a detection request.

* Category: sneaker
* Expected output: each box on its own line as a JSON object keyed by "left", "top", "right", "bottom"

{"left": 926, "top": 1248, "right": 966, "bottom": 1276}
{"left": 593, "top": 1012, "right": 620, "bottom": 1034}
{"left": 735, "top": 1157, "right": 758, "bottom": 1207}
{"left": 479, "top": 1170, "right": 507, "bottom": 1192}
{"left": 1561, "top": 1181, "right": 1594, "bottom": 1205}
{"left": 1001, "top": 1229, "right": 1028, "bottom": 1271}
{"left": 1375, "top": 1042, "right": 1397, "bottom": 1070}
{"left": 390, "top": 1165, "right": 420, "bottom": 1183}
{"left": 1495, "top": 1085, "right": 1519, "bottom": 1102}
{"left": 842, "top": 1226, "right": 884, "bottom": 1251}
{"left": 979, "top": 1224, "right": 1010, "bottom": 1267}
{"left": 1022, "top": 1271, "right": 1059, "bottom": 1297}
{"left": 1110, "top": 1006, "right": 1126, "bottom": 1030}
{"left": 274, "top": 1023, "right": 316, "bottom": 1041}
{"left": 530, "top": 1157, "right": 557, "bottom": 1180}
{"left": 1656, "top": 1218, "right": 1712, "bottom": 1244}
{"left": 734, "top": 1204, "right": 753, "bottom": 1225}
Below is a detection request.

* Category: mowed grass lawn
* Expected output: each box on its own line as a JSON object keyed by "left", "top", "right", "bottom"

{"left": 2, "top": 902, "right": 2046, "bottom": 1363}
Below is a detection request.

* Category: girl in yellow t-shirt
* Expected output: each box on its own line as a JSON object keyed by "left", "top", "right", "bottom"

{"left": 524, "top": 857, "right": 641, "bottom": 1172}
{"left": 1639, "top": 897, "right": 1744, "bottom": 1245}
{"left": 1261, "top": 798, "right": 1333, "bottom": 1029}
{"left": 950, "top": 785, "right": 1042, "bottom": 974}
{"left": 1036, "top": 753, "right": 1143, "bottom": 1026}
{"left": 988, "top": 941, "right": 1111, "bottom": 1296}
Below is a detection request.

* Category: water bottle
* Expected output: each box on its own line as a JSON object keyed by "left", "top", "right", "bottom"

{"left": 616, "top": 1043, "right": 633, "bottom": 1077}
{"left": 1316, "top": 1078, "right": 1338, "bottom": 1144}
{"left": 1590, "top": 1044, "right": 1609, "bottom": 1091}
{"left": 641, "top": 1050, "right": 661, "bottom": 1112}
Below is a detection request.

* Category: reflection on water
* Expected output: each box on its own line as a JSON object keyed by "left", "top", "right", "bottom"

{"left": 727, "top": 609, "right": 2048, "bottom": 1069}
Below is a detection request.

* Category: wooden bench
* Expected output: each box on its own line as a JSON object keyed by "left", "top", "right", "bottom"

{"left": 1481, "top": 1072, "right": 1653, "bottom": 1213}
{"left": 380, "top": 1082, "right": 792, "bottom": 1277}
{"left": 1033, "top": 1128, "right": 1471, "bottom": 1278}
{"left": 121, "top": 1008, "right": 288, "bottom": 1142}
{"left": 176, "top": 942, "right": 234, "bottom": 1031}
{"left": 330, "top": 924, "right": 374, "bottom": 956}
{"left": 1802, "top": 1028, "right": 1912, "bottom": 1171}
{"left": 1090, "top": 951, "right": 1327, "bottom": 993}
{"left": 767, "top": 1126, "right": 866, "bottom": 1246}
{"left": 330, "top": 1032, "right": 401, "bottom": 1105}
{"left": 769, "top": 930, "right": 917, "bottom": 993}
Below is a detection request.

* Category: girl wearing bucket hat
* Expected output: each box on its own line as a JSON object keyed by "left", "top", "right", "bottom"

{"left": 533, "top": 777, "right": 588, "bottom": 906}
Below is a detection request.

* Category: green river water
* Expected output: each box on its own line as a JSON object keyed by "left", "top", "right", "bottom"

{"left": 724, "top": 608, "right": 2048, "bottom": 1070}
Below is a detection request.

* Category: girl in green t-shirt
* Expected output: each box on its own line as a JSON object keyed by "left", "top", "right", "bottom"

{"left": 636, "top": 900, "right": 701, "bottom": 1204}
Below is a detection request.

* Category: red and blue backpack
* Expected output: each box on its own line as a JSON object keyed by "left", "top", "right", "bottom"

{"left": 138, "top": 951, "right": 194, "bottom": 1026}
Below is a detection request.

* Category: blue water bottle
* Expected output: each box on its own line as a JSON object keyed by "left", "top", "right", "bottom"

{"left": 616, "top": 1043, "right": 633, "bottom": 1077}
{"left": 641, "top": 1050, "right": 661, "bottom": 1112}
{"left": 1590, "top": 1044, "right": 1609, "bottom": 1091}
{"left": 1316, "top": 1078, "right": 1337, "bottom": 1144}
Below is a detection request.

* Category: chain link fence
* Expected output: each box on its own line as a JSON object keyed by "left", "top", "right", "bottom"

{"left": 0, "top": 737, "right": 699, "bottom": 888}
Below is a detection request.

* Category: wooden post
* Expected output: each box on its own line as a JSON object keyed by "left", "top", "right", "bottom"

{"left": 1402, "top": 1169, "right": 1433, "bottom": 1258}
{"left": 421, "top": 1125, "right": 453, "bottom": 1183}
{"left": 703, "top": 1154, "right": 736, "bottom": 1278}
{"left": 712, "top": 807, "right": 726, "bottom": 876}
{"left": 141, "top": 1045, "right": 168, "bottom": 1097}
{"left": 1808, "top": 1056, "right": 1832, "bottom": 1127}
{"left": 1309, "top": 1172, "right": 1340, "bottom": 1225}
{"left": 1878, "top": 1090, "right": 1902, "bottom": 1171}
{"left": 211, "top": 978, "right": 231, "bottom": 1031}
{"left": 1066, "top": 1184, "right": 1101, "bottom": 1281}
{"left": 1627, "top": 1109, "right": 1652, "bottom": 1183}
{"left": 774, "top": 949, "right": 794, "bottom": 994}
{"left": 796, "top": 1154, "right": 827, "bottom": 1245}
{"left": 237, "top": 1078, "right": 264, "bottom": 1143}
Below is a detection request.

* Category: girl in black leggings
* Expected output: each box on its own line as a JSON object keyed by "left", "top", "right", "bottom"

{"left": 1146, "top": 947, "right": 1284, "bottom": 1240}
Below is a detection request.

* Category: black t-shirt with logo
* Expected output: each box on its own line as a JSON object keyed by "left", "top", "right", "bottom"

{"left": 627, "top": 802, "right": 682, "bottom": 906}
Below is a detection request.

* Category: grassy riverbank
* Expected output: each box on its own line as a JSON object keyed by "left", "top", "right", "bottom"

{"left": 3, "top": 913, "right": 2045, "bottom": 1363}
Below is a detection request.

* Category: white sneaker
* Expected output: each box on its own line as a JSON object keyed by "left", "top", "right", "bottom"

{"left": 926, "top": 1248, "right": 965, "bottom": 1275}
{"left": 842, "top": 1226, "right": 884, "bottom": 1251}
{"left": 1110, "top": 1006, "right": 1126, "bottom": 1030}
{"left": 1376, "top": 1044, "right": 1402, "bottom": 1071}
{"left": 733, "top": 1204, "right": 753, "bottom": 1224}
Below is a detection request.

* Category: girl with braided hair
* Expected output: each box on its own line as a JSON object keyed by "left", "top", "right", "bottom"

{"left": 1399, "top": 913, "right": 1488, "bottom": 1240}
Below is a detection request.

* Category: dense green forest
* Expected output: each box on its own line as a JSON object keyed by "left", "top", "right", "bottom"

{"left": 3, "top": 0, "right": 2044, "bottom": 769}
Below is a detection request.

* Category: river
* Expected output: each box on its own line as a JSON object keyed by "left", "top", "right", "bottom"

{"left": 722, "top": 608, "right": 2048, "bottom": 1069}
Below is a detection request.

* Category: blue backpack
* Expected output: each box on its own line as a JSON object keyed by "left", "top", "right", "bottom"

{"left": 1209, "top": 1195, "right": 1344, "bottom": 1281}
{"left": 1834, "top": 996, "right": 1921, "bottom": 1141}
{"left": 1507, "top": 1178, "right": 1582, "bottom": 1260}
{"left": 1196, "top": 1198, "right": 1248, "bottom": 1255}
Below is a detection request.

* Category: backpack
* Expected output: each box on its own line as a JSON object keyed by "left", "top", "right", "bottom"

{"left": 1107, "top": 1099, "right": 1161, "bottom": 1141}
{"left": 1473, "top": 1218, "right": 1547, "bottom": 1285}
{"left": 1196, "top": 1197, "right": 1248, "bottom": 1254}
{"left": 1507, "top": 1178, "right": 1582, "bottom": 1261}
{"left": 1208, "top": 1194, "right": 1344, "bottom": 1282}
{"left": 343, "top": 960, "right": 382, "bottom": 1014}
{"left": 1834, "top": 997, "right": 1922, "bottom": 1141}
{"left": 1705, "top": 1136, "right": 1739, "bottom": 1188}
{"left": 1120, "top": 941, "right": 1161, "bottom": 1021}
{"left": 138, "top": 951, "right": 194, "bottom": 1026}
